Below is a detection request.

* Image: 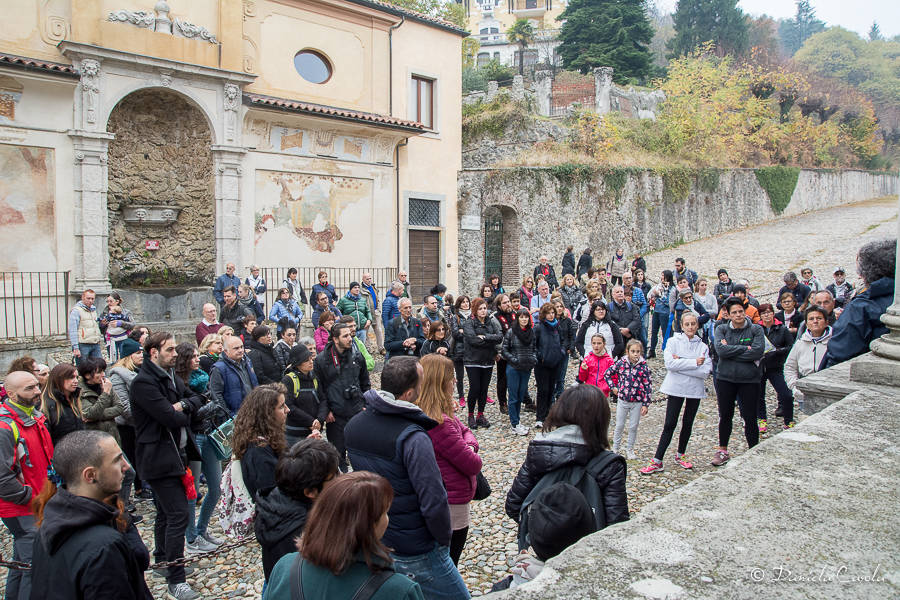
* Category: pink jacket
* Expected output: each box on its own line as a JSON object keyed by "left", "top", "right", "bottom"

{"left": 427, "top": 414, "right": 482, "bottom": 505}
{"left": 314, "top": 326, "right": 329, "bottom": 353}
{"left": 577, "top": 351, "right": 614, "bottom": 396}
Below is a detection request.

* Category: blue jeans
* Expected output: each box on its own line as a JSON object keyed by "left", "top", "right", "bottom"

{"left": 76, "top": 342, "right": 102, "bottom": 365}
{"left": 553, "top": 355, "right": 569, "bottom": 400}
{"left": 506, "top": 366, "right": 531, "bottom": 427}
{"left": 187, "top": 434, "right": 222, "bottom": 542}
{"left": 391, "top": 544, "right": 470, "bottom": 600}
{"left": 356, "top": 329, "right": 367, "bottom": 343}
{"left": 1, "top": 515, "right": 34, "bottom": 600}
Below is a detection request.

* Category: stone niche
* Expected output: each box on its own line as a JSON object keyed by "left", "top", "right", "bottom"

{"left": 107, "top": 89, "right": 214, "bottom": 286}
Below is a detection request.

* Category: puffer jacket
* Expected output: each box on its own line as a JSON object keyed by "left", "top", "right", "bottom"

{"left": 462, "top": 316, "right": 502, "bottom": 366}
{"left": 505, "top": 424, "right": 628, "bottom": 527}
{"left": 559, "top": 285, "right": 584, "bottom": 312}
{"left": 824, "top": 277, "right": 894, "bottom": 368}
{"left": 576, "top": 351, "right": 614, "bottom": 395}
{"left": 575, "top": 318, "right": 624, "bottom": 359}
{"left": 557, "top": 315, "right": 577, "bottom": 355}
{"left": 760, "top": 321, "right": 793, "bottom": 372}
{"left": 659, "top": 333, "right": 711, "bottom": 399}
{"left": 501, "top": 327, "right": 537, "bottom": 371}
{"left": 272, "top": 340, "right": 293, "bottom": 375}
{"left": 448, "top": 311, "right": 469, "bottom": 361}
{"left": 785, "top": 327, "right": 833, "bottom": 391}
{"left": 426, "top": 414, "right": 482, "bottom": 505}
{"left": 534, "top": 320, "right": 565, "bottom": 369}
{"left": 604, "top": 356, "right": 652, "bottom": 405}
{"left": 108, "top": 366, "right": 137, "bottom": 426}
{"left": 254, "top": 486, "right": 310, "bottom": 580}
{"left": 713, "top": 320, "right": 765, "bottom": 383}
{"left": 78, "top": 379, "right": 124, "bottom": 444}
{"left": 246, "top": 338, "right": 282, "bottom": 384}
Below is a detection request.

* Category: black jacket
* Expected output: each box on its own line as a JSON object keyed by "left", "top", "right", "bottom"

{"left": 447, "top": 312, "right": 468, "bottom": 361}
{"left": 41, "top": 387, "right": 85, "bottom": 446}
{"left": 501, "top": 328, "right": 537, "bottom": 371}
{"left": 576, "top": 253, "right": 592, "bottom": 279}
{"left": 760, "top": 322, "right": 793, "bottom": 372}
{"left": 130, "top": 361, "right": 200, "bottom": 480}
{"left": 219, "top": 301, "right": 252, "bottom": 331}
{"left": 631, "top": 257, "right": 646, "bottom": 275}
{"left": 420, "top": 339, "right": 450, "bottom": 357}
{"left": 713, "top": 321, "right": 765, "bottom": 383}
{"left": 246, "top": 339, "right": 281, "bottom": 384}
{"left": 462, "top": 316, "right": 503, "bottom": 366}
{"left": 557, "top": 316, "right": 577, "bottom": 355}
{"left": 255, "top": 486, "right": 310, "bottom": 581}
{"left": 282, "top": 369, "right": 327, "bottom": 434}
{"left": 384, "top": 316, "right": 425, "bottom": 360}
{"left": 608, "top": 300, "right": 641, "bottom": 339}
{"left": 534, "top": 321, "right": 565, "bottom": 368}
{"left": 505, "top": 425, "right": 628, "bottom": 528}
{"left": 242, "top": 443, "right": 278, "bottom": 501}
{"left": 30, "top": 488, "right": 152, "bottom": 600}
{"left": 533, "top": 263, "right": 559, "bottom": 291}
{"left": 313, "top": 342, "right": 371, "bottom": 420}
{"left": 561, "top": 251, "right": 576, "bottom": 276}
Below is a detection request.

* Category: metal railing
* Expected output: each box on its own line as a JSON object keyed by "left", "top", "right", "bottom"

{"left": 259, "top": 267, "right": 399, "bottom": 309}
{"left": 1, "top": 271, "right": 70, "bottom": 340}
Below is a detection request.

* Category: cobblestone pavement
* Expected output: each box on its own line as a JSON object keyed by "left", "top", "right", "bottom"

{"left": 0, "top": 196, "right": 896, "bottom": 598}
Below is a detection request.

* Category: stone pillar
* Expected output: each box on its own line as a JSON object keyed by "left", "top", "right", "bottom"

{"left": 594, "top": 66, "right": 613, "bottom": 115}
{"left": 486, "top": 80, "right": 499, "bottom": 101}
{"left": 511, "top": 75, "right": 524, "bottom": 101}
{"left": 69, "top": 130, "right": 115, "bottom": 294}
{"left": 533, "top": 69, "right": 552, "bottom": 116}
{"left": 211, "top": 145, "right": 246, "bottom": 274}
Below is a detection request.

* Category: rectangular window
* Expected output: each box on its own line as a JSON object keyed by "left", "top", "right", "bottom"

{"left": 409, "top": 76, "right": 434, "bottom": 130}
{"left": 408, "top": 198, "right": 440, "bottom": 227}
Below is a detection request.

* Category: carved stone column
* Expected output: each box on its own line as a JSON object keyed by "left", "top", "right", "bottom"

{"left": 594, "top": 66, "right": 613, "bottom": 115}
{"left": 533, "top": 69, "right": 552, "bottom": 117}
{"left": 69, "top": 130, "right": 115, "bottom": 293}
{"left": 211, "top": 145, "right": 246, "bottom": 274}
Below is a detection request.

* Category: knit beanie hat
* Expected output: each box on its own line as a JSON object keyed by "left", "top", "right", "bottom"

{"left": 349, "top": 281, "right": 360, "bottom": 292}
{"left": 289, "top": 344, "right": 312, "bottom": 367}
{"left": 528, "top": 483, "right": 595, "bottom": 561}
{"left": 119, "top": 338, "right": 142, "bottom": 357}
{"left": 717, "top": 268, "right": 728, "bottom": 277}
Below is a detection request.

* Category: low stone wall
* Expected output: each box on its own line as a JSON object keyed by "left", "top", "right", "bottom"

{"left": 456, "top": 168, "right": 898, "bottom": 293}
{"left": 487, "top": 385, "right": 900, "bottom": 599}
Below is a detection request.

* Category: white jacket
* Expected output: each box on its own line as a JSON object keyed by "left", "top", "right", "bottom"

{"left": 659, "top": 333, "right": 712, "bottom": 398}
{"left": 784, "top": 327, "right": 832, "bottom": 391}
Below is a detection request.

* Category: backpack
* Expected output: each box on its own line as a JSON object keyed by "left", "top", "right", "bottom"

{"left": 218, "top": 458, "right": 255, "bottom": 539}
{"left": 285, "top": 371, "right": 319, "bottom": 399}
{"left": 516, "top": 450, "right": 621, "bottom": 551}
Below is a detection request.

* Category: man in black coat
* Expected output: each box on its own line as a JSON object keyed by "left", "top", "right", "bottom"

{"left": 561, "top": 246, "right": 576, "bottom": 277}
{"left": 608, "top": 286, "right": 642, "bottom": 344}
{"left": 30, "top": 429, "right": 153, "bottom": 600}
{"left": 533, "top": 256, "right": 559, "bottom": 291}
{"left": 384, "top": 298, "right": 425, "bottom": 360}
{"left": 130, "top": 332, "right": 201, "bottom": 598}
{"left": 577, "top": 248, "right": 593, "bottom": 280}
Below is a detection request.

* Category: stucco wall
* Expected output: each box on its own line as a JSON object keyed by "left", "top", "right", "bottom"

{"left": 457, "top": 168, "right": 899, "bottom": 293}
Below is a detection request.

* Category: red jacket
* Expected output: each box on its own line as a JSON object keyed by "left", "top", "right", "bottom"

{"left": 0, "top": 402, "right": 54, "bottom": 517}
{"left": 426, "top": 414, "right": 482, "bottom": 505}
{"left": 577, "top": 352, "right": 615, "bottom": 396}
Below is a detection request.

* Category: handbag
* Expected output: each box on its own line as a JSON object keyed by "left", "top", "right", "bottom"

{"left": 207, "top": 406, "right": 235, "bottom": 461}
{"left": 473, "top": 471, "right": 491, "bottom": 501}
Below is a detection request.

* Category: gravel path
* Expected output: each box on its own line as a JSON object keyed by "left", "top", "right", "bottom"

{"left": 0, "top": 196, "right": 895, "bottom": 598}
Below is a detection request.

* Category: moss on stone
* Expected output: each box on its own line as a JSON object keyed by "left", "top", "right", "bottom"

{"left": 754, "top": 166, "right": 800, "bottom": 214}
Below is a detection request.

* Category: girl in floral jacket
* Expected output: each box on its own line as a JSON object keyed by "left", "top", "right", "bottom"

{"left": 604, "top": 339, "right": 652, "bottom": 459}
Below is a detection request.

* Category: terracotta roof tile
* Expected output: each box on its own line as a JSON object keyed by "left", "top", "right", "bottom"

{"left": 244, "top": 93, "right": 426, "bottom": 132}
{"left": 343, "top": 0, "right": 468, "bottom": 36}
{"left": 0, "top": 52, "right": 78, "bottom": 77}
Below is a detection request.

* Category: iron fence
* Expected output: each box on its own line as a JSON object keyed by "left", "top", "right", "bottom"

{"left": 1, "top": 271, "right": 70, "bottom": 340}
{"left": 259, "top": 267, "right": 399, "bottom": 310}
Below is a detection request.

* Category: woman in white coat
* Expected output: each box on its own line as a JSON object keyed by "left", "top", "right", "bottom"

{"left": 640, "top": 313, "right": 711, "bottom": 475}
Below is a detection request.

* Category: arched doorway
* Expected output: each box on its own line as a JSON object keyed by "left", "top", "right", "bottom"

{"left": 106, "top": 89, "right": 214, "bottom": 286}
{"left": 483, "top": 204, "right": 519, "bottom": 290}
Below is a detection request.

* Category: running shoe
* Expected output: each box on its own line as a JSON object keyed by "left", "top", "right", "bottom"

{"left": 476, "top": 414, "right": 491, "bottom": 428}
{"left": 674, "top": 453, "right": 693, "bottom": 469}
{"left": 783, "top": 421, "right": 796, "bottom": 430}
{"left": 627, "top": 450, "right": 638, "bottom": 460}
{"left": 640, "top": 459, "right": 664, "bottom": 475}
{"left": 459, "top": 396, "right": 466, "bottom": 408}
{"left": 467, "top": 414, "right": 477, "bottom": 430}
{"left": 486, "top": 395, "right": 495, "bottom": 405}
{"left": 758, "top": 419, "right": 768, "bottom": 434}
{"left": 512, "top": 424, "right": 529, "bottom": 436}
{"left": 710, "top": 449, "right": 730, "bottom": 467}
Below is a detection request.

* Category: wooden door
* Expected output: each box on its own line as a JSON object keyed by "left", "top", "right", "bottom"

{"left": 408, "top": 230, "right": 440, "bottom": 302}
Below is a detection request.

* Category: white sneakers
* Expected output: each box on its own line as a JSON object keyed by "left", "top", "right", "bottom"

{"left": 512, "top": 424, "right": 529, "bottom": 436}
{"left": 534, "top": 421, "right": 543, "bottom": 429}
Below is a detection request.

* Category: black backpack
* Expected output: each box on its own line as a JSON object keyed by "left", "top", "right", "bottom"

{"left": 516, "top": 450, "right": 622, "bottom": 551}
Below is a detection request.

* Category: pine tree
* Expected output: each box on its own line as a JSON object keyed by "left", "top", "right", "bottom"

{"left": 868, "top": 22, "right": 883, "bottom": 42}
{"left": 556, "top": 0, "right": 654, "bottom": 83}
{"left": 667, "top": 0, "right": 749, "bottom": 58}
{"left": 778, "top": 0, "right": 826, "bottom": 55}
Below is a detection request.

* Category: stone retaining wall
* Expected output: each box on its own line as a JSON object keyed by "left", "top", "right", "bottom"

{"left": 457, "top": 168, "right": 898, "bottom": 293}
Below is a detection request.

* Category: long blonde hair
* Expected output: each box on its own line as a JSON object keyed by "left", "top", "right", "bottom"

{"left": 112, "top": 354, "right": 136, "bottom": 372}
{"left": 416, "top": 354, "right": 456, "bottom": 424}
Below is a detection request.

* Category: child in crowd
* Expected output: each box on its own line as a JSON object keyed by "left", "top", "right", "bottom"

{"left": 605, "top": 339, "right": 652, "bottom": 459}
{"left": 577, "top": 334, "right": 615, "bottom": 396}
{"left": 640, "top": 313, "right": 711, "bottom": 475}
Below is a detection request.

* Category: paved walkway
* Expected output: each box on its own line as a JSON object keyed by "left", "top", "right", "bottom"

{"left": 642, "top": 196, "right": 898, "bottom": 298}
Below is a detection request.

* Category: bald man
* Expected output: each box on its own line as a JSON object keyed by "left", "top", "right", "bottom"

{"left": 0, "top": 370, "right": 54, "bottom": 600}
{"left": 196, "top": 302, "right": 223, "bottom": 344}
{"left": 213, "top": 262, "right": 241, "bottom": 306}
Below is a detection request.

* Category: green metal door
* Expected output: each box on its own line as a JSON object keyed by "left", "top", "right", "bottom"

{"left": 484, "top": 215, "right": 503, "bottom": 282}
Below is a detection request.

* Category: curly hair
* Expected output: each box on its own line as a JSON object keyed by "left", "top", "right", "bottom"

{"left": 231, "top": 383, "right": 288, "bottom": 460}
{"left": 857, "top": 238, "right": 896, "bottom": 285}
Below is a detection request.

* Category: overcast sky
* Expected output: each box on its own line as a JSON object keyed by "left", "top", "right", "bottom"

{"left": 655, "top": 0, "right": 899, "bottom": 39}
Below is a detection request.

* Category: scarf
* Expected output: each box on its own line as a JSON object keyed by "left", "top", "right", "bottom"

{"left": 544, "top": 318, "right": 559, "bottom": 328}
{"left": 513, "top": 323, "right": 534, "bottom": 345}
{"left": 458, "top": 309, "right": 471, "bottom": 320}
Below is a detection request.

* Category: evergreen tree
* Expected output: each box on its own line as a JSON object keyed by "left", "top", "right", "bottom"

{"left": 868, "top": 22, "right": 882, "bottom": 42}
{"left": 556, "top": 0, "right": 654, "bottom": 83}
{"left": 778, "top": 0, "right": 826, "bottom": 55}
{"left": 667, "top": 0, "right": 749, "bottom": 58}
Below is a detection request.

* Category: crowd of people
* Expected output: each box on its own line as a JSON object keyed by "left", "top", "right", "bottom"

{"left": 0, "top": 237, "right": 895, "bottom": 599}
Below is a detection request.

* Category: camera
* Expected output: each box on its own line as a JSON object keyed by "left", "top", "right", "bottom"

{"left": 342, "top": 385, "right": 360, "bottom": 400}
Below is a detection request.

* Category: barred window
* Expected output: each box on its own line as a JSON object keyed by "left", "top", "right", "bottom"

{"left": 409, "top": 198, "right": 440, "bottom": 227}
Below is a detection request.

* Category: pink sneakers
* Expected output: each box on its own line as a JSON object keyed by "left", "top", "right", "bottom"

{"left": 639, "top": 459, "right": 664, "bottom": 475}
{"left": 674, "top": 453, "right": 693, "bottom": 469}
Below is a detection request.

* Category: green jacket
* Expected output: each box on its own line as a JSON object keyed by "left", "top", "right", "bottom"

{"left": 337, "top": 294, "right": 372, "bottom": 330}
{"left": 264, "top": 553, "right": 423, "bottom": 600}
{"left": 354, "top": 338, "right": 375, "bottom": 372}
{"left": 78, "top": 379, "right": 124, "bottom": 444}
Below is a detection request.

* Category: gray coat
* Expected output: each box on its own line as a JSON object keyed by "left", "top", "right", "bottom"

{"left": 713, "top": 321, "right": 765, "bottom": 383}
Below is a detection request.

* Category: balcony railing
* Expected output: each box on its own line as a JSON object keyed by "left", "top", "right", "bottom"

{"left": 1, "top": 271, "right": 70, "bottom": 340}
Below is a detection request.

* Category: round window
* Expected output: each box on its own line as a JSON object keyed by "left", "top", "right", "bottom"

{"left": 293, "top": 50, "right": 332, "bottom": 84}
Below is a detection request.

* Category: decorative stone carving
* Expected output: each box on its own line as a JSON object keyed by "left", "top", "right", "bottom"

{"left": 314, "top": 130, "right": 336, "bottom": 155}
{"left": 106, "top": 2, "right": 218, "bottom": 43}
{"left": 224, "top": 83, "right": 240, "bottom": 143}
{"left": 122, "top": 204, "right": 182, "bottom": 225}
{"left": 243, "top": 1, "right": 257, "bottom": 17}
{"left": 173, "top": 19, "right": 218, "bottom": 43}
{"left": 80, "top": 59, "right": 101, "bottom": 126}
{"left": 107, "top": 10, "right": 155, "bottom": 29}
{"left": 160, "top": 70, "right": 173, "bottom": 87}
{"left": 154, "top": 1, "right": 173, "bottom": 34}
{"left": 39, "top": 0, "right": 70, "bottom": 44}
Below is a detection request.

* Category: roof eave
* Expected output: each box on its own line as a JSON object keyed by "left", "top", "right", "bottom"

{"left": 342, "top": 0, "right": 470, "bottom": 37}
{"left": 243, "top": 95, "right": 426, "bottom": 134}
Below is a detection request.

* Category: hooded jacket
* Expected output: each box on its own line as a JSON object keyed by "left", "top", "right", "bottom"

{"left": 282, "top": 368, "right": 328, "bottom": 435}
{"left": 337, "top": 292, "right": 372, "bottom": 330}
{"left": 608, "top": 299, "right": 641, "bottom": 338}
{"left": 824, "top": 277, "right": 894, "bottom": 368}
{"left": 269, "top": 298, "right": 303, "bottom": 332}
{"left": 576, "top": 351, "right": 615, "bottom": 395}
{"left": 0, "top": 401, "right": 53, "bottom": 517}
{"left": 785, "top": 326, "right": 833, "bottom": 390}
{"left": 30, "top": 488, "right": 152, "bottom": 600}
{"left": 604, "top": 356, "right": 652, "bottom": 405}
{"left": 254, "top": 486, "right": 310, "bottom": 580}
{"left": 426, "top": 414, "right": 482, "bottom": 505}
{"left": 345, "top": 389, "right": 450, "bottom": 555}
{"left": 713, "top": 320, "right": 765, "bottom": 383}
{"left": 659, "top": 333, "right": 711, "bottom": 398}
{"left": 78, "top": 379, "right": 124, "bottom": 443}
{"left": 575, "top": 317, "right": 624, "bottom": 359}
{"left": 505, "top": 424, "right": 628, "bottom": 528}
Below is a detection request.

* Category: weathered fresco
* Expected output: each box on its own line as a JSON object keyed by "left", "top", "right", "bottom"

{"left": 0, "top": 144, "right": 55, "bottom": 270}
